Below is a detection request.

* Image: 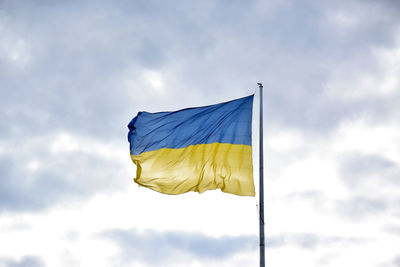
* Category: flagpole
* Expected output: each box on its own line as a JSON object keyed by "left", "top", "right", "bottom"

{"left": 258, "top": 82, "right": 265, "bottom": 267}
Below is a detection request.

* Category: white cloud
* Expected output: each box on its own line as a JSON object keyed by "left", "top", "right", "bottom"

{"left": 328, "top": 11, "right": 359, "bottom": 29}
{"left": 142, "top": 70, "right": 165, "bottom": 94}
{"left": 25, "top": 159, "right": 41, "bottom": 172}
{"left": 332, "top": 118, "right": 400, "bottom": 163}
{"left": 0, "top": 37, "right": 31, "bottom": 67}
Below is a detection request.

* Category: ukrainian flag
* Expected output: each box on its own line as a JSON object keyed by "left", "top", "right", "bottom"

{"left": 128, "top": 95, "right": 255, "bottom": 196}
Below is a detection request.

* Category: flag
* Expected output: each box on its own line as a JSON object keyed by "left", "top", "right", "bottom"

{"left": 127, "top": 95, "right": 255, "bottom": 196}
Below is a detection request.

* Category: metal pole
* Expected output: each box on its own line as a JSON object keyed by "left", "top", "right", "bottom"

{"left": 257, "top": 82, "right": 265, "bottom": 267}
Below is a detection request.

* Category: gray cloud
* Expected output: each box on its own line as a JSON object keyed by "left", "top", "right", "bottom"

{"left": 287, "top": 190, "right": 390, "bottom": 221}
{"left": 267, "top": 232, "right": 366, "bottom": 250}
{"left": 336, "top": 153, "right": 399, "bottom": 221}
{"left": 1, "top": 0, "right": 399, "bottom": 144}
{"left": 335, "top": 196, "right": 387, "bottom": 220}
{"left": 393, "top": 256, "right": 400, "bottom": 267}
{"left": 339, "top": 153, "right": 400, "bottom": 189}
{"left": 0, "top": 256, "right": 45, "bottom": 267}
{"left": 0, "top": 144, "right": 127, "bottom": 212}
{"left": 256, "top": 1, "right": 400, "bottom": 134}
{"left": 285, "top": 190, "right": 328, "bottom": 213}
{"left": 1, "top": 0, "right": 399, "bottom": 135}
{"left": 100, "top": 229, "right": 368, "bottom": 265}
{"left": 384, "top": 225, "right": 400, "bottom": 236}
{"left": 101, "top": 228, "right": 257, "bottom": 265}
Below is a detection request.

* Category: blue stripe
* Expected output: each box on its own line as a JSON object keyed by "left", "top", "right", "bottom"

{"left": 128, "top": 95, "right": 253, "bottom": 155}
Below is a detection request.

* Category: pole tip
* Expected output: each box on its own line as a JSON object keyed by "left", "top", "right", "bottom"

{"left": 257, "top": 82, "right": 263, "bottom": 87}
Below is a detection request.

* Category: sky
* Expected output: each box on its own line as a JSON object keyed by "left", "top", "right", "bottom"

{"left": 0, "top": 0, "right": 400, "bottom": 266}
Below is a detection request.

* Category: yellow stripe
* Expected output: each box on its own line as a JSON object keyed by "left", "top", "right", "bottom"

{"left": 131, "top": 143, "right": 254, "bottom": 196}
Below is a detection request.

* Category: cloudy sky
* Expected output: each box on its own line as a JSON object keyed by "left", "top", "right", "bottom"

{"left": 1, "top": 0, "right": 400, "bottom": 266}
